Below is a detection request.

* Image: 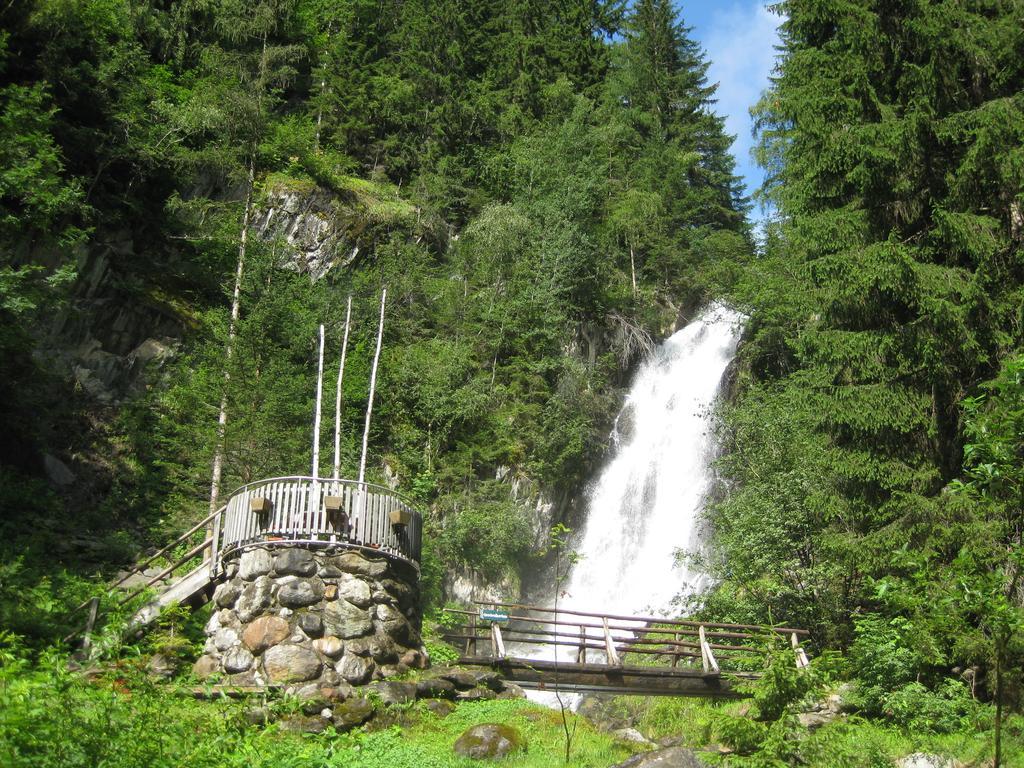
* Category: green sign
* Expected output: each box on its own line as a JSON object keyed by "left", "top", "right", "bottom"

{"left": 479, "top": 608, "right": 509, "bottom": 623}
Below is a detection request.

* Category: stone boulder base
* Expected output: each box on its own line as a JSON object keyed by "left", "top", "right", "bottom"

{"left": 454, "top": 723, "right": 526, "bottom": 760}
{"left": 199, "top": 545, "right": 420, "bottom": 688}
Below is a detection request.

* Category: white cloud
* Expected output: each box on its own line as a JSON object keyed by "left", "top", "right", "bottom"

{"left": 701, "top": 2, "right": 782, "bottom": 200}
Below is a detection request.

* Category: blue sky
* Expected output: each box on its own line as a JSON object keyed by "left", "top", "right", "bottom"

{"left": 677, "top": 1, "right": 782, "bottom": 215}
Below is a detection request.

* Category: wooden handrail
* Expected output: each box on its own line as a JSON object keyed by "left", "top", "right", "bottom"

{"left": 445, "top": 607, "right": 796, "bottom": 642}
{"left": 111, "top": 506, "right": 224, "bottom": 590}
{"left": 119, "top": 537, "right": 211, "bottom": 605}
{"left": 472, "top": 601, "right": 810, "bottom": 636}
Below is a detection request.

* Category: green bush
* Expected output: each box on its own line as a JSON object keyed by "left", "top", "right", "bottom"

{"left": 879, "top": 680, "right": 978, "bottom": 735}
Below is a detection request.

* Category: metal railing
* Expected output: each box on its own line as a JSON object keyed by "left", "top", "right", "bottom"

{"left": 214, "top": 476, "right": 422, "bottom": 572}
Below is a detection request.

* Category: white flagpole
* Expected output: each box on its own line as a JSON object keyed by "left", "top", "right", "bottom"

{"left": 312, "top": 323, "right": 325, "bottom": 478}
{"left": 358, "top": 289, "right": 387, "bottom": 487}
{"left": 333, "top": 296, "right": 352, "bottom": 481}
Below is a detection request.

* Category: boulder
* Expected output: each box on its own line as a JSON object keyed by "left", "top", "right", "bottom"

{"left": 896, "top": 755, "right": 956, "bottom": 768}
{"left": 319, "top": 683, "right": 355, "bottom": 702}
{"left": 611, "top": 746, "right": 711, "bottom": 768}
{"left": 334, "top": 552, "right": 388, "bottom": 578}
{"left": 337, "top": 654, "right": 375, "bottom": 685}
{"left": 457, "top": 687, "right": 497, "bottom": 702}
{"left": 379, "top": 578, "right": 414, "bottom": 607}
{"left": 496, "top": 682, "right": 526, "bottom": 699}
{"left": 337, "top": 574, "right": 372, "bottom": 607}
{"left": 367, "top": 635, "right": 399, "bottom": 663}
{"left": 223, "top": 646, "right": 255, "bottom": 674}
{"left": 213, "top": 627, "right": 240, "bottom": 651}
{"left": 453, "top": 723, "right": 526, "bottom": 760}
{"left": 236, "top": 576, "right": 273, "bottom": 622}
{"left": 297, "top": 611, "right": 324, "bottom": 638}
{"left": 274, "top": 548, "right": 317, "bottom": 577}
{"left": 278, "top": 578, "right": 325, "bottom": 608}
{"left": 238, "top": 549, "right": 273, "bottom": 580}
{"left": 244, "top": 706, "right": 271, "bottom": 726}
{"left": 423, "top": 699, "right": 456, "bottom": 718}
{"left": 192, "top": 654, "right": 220, "bottom": 680}
{"left": 242, "top": 615, "right": 290, "bottom": 653}
{"left": 278, "top": 715, "right": 329, "bottom": 734}
{"left": 263, "top": 644, "right": 322, "bottom": 683}
{"left": 797, "top": 711, "right": 835, "bottom": 731}
{"left": 472, "top": 671, "right": 504, "bottom": 691}
{"left": 323, "top": 599, "right": 373, "bottom": 639}
{"left": 312, "top": 635, "right": 345, "bottom": 659}
{"left": 401, "top": 648, "right": 427, "bottom": 669}
{"left": 440, "top": 669, "right": 478, "bottom": 690}
{"left": 213, "top": 581, "right": 241, "bottom": 608}
{"left": 375, "top": 603, "right": 411, "bottom": 642}
{"left": 416, "top": 676, "right": 457, "bottom": 699}
{"left": 371, "top": 681, "right": 418, "bottom": 706}
{"left": 613, "top": 728, "right": 652, "bottom": 745}
{"left": 332, "top": 696, "right": 374, "bottom": 732}
{"left": 146, "top": 653, "right": 177, "bottom": 680}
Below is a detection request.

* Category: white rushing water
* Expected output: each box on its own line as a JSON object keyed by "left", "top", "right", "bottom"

{"left": 524, "top": 304, "right": 744, "bottom": 703}
{"left": 561, "top": 303, "right": 745, "bottom": 616}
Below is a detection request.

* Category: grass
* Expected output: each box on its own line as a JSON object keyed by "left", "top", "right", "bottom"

{"left": 328, "top": 699, "right": 635, "bottom": 768}
{"left": 593, "top": 694, "right": 1024, "bottom": 768}
{"left": 0, "top": 643, "right": 638, "bottom": 768}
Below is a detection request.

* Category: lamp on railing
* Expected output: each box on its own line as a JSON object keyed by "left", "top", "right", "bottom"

{"left": 324, "top": 495, "right": 348, "bottom": 534}
{"left": 389, "top": 506, "right": 413, "bottom": 534}
{"left": 250, "top": 497, "right": 272, "bottom": 523}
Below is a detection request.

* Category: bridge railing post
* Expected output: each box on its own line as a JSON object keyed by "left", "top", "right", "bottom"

{"left": 491, "top": 623, "right": 505, "bottom": 660}
{"left": 602, "top": 617, "right": 621, "bottom": 667}
{"left": 699, "top": 625, "right": 719, "bottom": 674}
{"left": 791, "top": 632, "right": 810, "bottom": 669}
{"left": 577, "top": 624, "right": 586, "bottom": 664}
{"left": 466, "top": 614, "right": 477, "bottom": 657}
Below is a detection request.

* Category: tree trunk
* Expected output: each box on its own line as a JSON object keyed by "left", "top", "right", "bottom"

{"left": 206, "top": 156, "right": 255, "bottom": 548}
{"left": 629, "top": 242, "right": 637, "bottom": 298}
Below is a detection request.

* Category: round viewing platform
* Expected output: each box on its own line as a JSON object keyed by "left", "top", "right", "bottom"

{"left": 210, "top": 476, "right": 423, "bottom": 575}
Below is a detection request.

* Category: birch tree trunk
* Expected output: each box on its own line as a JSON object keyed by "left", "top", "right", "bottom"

{"left": 206, "top": 155, "right": 255, "bottom": 538}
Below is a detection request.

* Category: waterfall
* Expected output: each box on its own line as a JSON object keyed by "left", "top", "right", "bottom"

{"left": 560, "top": 303, "right": 744, "bottom": 616}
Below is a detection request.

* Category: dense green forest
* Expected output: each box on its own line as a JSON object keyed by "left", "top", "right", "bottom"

{"left": 1, "top": 0, "right": 1023, "bottom": 766}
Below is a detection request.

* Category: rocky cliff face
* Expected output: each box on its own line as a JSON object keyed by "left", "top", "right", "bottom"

{"left": 251, "top": 184, "right": 360, "bottom": 280}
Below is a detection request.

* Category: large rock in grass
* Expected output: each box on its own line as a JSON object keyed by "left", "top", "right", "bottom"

{"left": 453, "top": 723, "right": 526, "bottom": 760}
{"left": 611, "top": 746, "right": 710, "bottom": 768}
{"left": 896, "top": 755, "right": 956, "bottom": 768}
{"left": 332, "top": 696, "right": 374, "bottom": 732}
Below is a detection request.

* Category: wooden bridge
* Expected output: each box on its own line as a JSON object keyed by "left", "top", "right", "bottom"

{"left": 442, "top": 602, "right": 810, "bottom": 698}
{"left": 68, "top": 476, "right": 422, "bottom": 649}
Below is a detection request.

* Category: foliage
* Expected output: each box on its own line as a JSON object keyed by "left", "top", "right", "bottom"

{"left": 698, "top": 6, "right": 1024, "bottom": 758}
{"left": 0, "top": 638, "right": 633, "bottom": 768}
